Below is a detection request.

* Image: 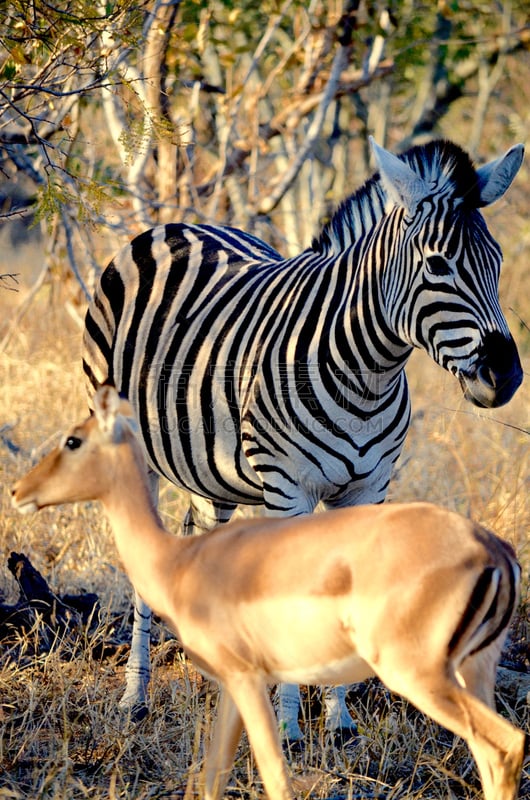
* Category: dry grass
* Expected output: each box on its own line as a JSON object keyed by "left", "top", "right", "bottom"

{"left": 0, "top": 274, "right": 528, "bottom": 799}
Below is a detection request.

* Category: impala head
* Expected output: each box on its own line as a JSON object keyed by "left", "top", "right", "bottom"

{"left": 12, "top": 386, "right": 141, "bottom": 513}
{"left": 371, "top": 137, "right": 524, "bottom": 408}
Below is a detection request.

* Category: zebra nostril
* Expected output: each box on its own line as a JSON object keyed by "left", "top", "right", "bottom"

{"left": 477, "top": 363, "right": 496, "bottom": 389}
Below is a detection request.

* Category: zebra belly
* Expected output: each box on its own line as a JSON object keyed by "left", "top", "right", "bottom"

{"left": 239, "top": 395, "right": 410, "bottom": 512}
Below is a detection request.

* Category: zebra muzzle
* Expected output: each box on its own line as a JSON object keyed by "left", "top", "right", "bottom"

{"left": 459, "top": 332, "right": 523, "bottom": 409}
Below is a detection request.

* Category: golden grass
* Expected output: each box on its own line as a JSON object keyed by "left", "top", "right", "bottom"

{"left": 0, "top": 287, "right": 528, "bottom": 799}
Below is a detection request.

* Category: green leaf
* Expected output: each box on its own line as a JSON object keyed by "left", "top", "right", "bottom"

{"left": 1, "top": 62, "right": 18, "bottom": 80}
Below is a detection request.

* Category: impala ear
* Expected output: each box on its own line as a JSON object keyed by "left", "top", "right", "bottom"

{"left": 93, "top": 385, "right": 130, "bottom": 440}
{"left": 369, "top": 136, "right": 429, "bottom": 213}
{"left": 476, "top": 144, "right": 524, "bottom": 207}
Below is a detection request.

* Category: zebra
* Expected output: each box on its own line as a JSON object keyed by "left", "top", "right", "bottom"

{"left": 83, "top": 137, "right": 523, "bottom": 744}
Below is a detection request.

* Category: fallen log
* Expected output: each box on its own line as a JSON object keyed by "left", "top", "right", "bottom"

{"left": 0, "top": 551, "right": 99, "bottom": 654}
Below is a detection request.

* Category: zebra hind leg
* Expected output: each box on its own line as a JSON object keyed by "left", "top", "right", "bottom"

{"left": 275, "top": 679, "right": 357, "bottom": 750}
{"left": 323, "top": 685, "right": 358, "bottom": 746}
{"left": 318, "top": 498, "right": 358, "bottom": 746}
{"left": 120, "top": 592, "right": 152, "bottom": 720}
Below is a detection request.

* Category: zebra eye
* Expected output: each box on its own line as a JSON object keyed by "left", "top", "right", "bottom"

{"left": 65, "top": 436, "right": 83, "bottom": 451}
{"left": 426, "top": 254, "right": 453, "bottom": 277}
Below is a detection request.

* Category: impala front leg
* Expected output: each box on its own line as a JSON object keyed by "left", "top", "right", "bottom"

{"left": 230, "top": 675, "right": 294, "bottom": 800}
{"left": 202, "top": 689, "right": 244, "bottom": 800}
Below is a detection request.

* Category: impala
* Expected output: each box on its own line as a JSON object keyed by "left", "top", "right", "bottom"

{"left": 12, "top": 386, "right": 524, "bottom": 800}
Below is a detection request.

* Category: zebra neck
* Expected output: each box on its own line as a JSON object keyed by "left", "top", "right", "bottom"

{"left": 329, "top": 250, "right": 413, "bottom": 382}
{"left": 315, "top": 174, "right": 416, "bottom": 371}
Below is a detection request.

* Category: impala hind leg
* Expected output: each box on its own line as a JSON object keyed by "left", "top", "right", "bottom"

{"left": 436, "top": 684, "right": 523, "bottom": 800}
{"left": 456, "top": 644, "right": 498, "bottom": 708}
{"left": 202, "top": 689, "right": 244, "bottom": 800}
{"left": 455, "top": 650, "right": 525, "bottom": 800}
{"left": 391, "top": 669, "right": 524, "bottom": 800}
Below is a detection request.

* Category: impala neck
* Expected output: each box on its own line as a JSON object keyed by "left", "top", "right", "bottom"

{"left": 99, "top": 439, "right": 181, "bottom": 617}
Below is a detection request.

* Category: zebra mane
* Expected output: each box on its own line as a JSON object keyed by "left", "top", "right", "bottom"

{"left": 313, "top": 140, "right": 480, "bottom": 256}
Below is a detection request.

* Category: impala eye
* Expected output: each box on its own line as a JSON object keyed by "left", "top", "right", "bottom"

{"left": 426, "top": 254, "right": 452, "bottom": 277}
{"left": 65, "top": 436, "right": 82, "bottom": 451}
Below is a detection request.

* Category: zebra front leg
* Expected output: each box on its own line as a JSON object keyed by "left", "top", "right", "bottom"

{"left": 183, "top": 494, "right": 237, "bottom": 536}
{"left": 276, "top": 683, "right": 304, "bottom": 744}
{"left": 120, "top": 591, "right": 151, "bottom": 719}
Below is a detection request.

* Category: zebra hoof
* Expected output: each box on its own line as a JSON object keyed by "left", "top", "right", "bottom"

{"left": 329, "top": 724, "right": 358, "bottom": 749}
{"left": 119, "top": 702, "right": 149, "bottom": 723}
{"left": 131, "top": 702, "right": 149, "bottom": 722}
{"left": 281, "top": 736, "right": 305, "bottom": 756}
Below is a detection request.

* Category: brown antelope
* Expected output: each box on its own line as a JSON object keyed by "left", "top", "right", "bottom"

{"left": 12, "top": 386, "right": 524, "bottom": 800}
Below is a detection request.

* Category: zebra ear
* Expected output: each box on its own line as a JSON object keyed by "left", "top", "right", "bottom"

{"left": 476, "top": 144, "right": 524, "bottom": 207}
{"left": 369, "top": 136, "right": 429, "bottom": 213}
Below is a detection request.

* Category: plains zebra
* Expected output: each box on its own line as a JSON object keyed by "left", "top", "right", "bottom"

{"left": 83, "top": 138, "right": 523, "bottom": 743}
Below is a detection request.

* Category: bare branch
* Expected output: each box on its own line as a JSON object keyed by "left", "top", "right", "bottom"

{"left": 0, "top": 274, "right": 19, "bottom": 291}
{"left": 257, "top": 43, "right": 351, "bottom": 216}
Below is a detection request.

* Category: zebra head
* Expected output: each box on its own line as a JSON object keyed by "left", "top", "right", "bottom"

{"left": 371, "top": 138, "right": 524, "bottom": 409}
